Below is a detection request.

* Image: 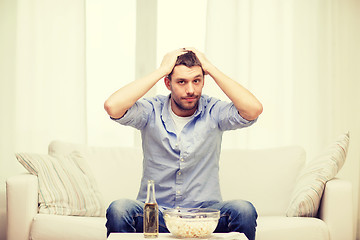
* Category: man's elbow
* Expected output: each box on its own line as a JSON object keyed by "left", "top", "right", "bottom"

{"left": 255, "top": 103, "right": 263, "bottom": 117}
{"left": 104, "top": 100, "right": 124, "bottom": 119}
{"left": 104, "top": 100, "right": 113, "bottom": 115}
{"left": 243, "top": 103, "right": 263, "bottom": 121}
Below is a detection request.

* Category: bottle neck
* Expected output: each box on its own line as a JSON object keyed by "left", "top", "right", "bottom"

{"left": 146, "top": 180, "right": 157, "bottom": 204}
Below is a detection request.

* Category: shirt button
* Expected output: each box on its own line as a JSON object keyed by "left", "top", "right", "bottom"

{"left": 180, "top": 158, "right": 184, "bottom": 162}
{"left": 178, "top": 171, "right": 181, "bottom": 175}
{"left": 177, "top": 190, "right": 181, "bottom": 194}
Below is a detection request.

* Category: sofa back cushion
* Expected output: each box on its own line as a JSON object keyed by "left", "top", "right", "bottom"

{"left": 49, "top": 141, "right": 305, "bottom": 216}
{"left": 219, "top": 146, "right": 305, "bottom": 216}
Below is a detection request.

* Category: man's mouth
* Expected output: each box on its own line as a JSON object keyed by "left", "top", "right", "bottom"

{"left": 182, "top": 96, "right": 198, "bottom": 102}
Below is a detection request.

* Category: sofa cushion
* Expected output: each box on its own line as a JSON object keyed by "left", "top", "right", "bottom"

{"left": 29, "top": 214, "right": 329, "bottom": 240}
{"left": 15, "top": 152, "right": 104, "bottom": 217}
{"left": 48, "top": 141, "right": 143, "bottom": 210}
{"left": 256, "top": 216, "right": 329, "bottom": 240}
{"left": 286, "top": 132, "right": 350, "bottom": 217}
{"left": 30, "top": 214, "right": 106, "bottom": 240}
{"left": 219, "top": 146, "right": 306, "bottom": 216}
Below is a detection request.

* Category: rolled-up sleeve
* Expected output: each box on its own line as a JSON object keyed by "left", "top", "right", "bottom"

{"left": 111, "top": 99, "right": 153, "bottom": 130}
{"left": 213, "top": 101, "right": 257, "bottom": 131}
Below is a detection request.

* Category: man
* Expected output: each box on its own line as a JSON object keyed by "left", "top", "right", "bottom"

{"left": 104, "top": 48, "right": 263, "bottom": 240}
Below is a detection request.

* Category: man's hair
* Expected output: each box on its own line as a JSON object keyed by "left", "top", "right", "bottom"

{"left": 168, "top": 51, "right": 204, "bottom": 79}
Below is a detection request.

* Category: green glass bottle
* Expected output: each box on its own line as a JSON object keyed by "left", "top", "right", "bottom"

{"left": 144, "top": 180, "right": 159, "bottom": 238}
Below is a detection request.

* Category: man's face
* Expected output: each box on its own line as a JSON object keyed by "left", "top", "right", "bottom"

{"left": 165, "top": 65, "right": 204, "bottom": 117}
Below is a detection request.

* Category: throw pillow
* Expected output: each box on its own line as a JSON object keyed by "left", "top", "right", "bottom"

{"left": 286, "top": 132, "right": 350, "bottom": 217}
{"left": 16, "top": 151, "right": 105, "bottom": 217}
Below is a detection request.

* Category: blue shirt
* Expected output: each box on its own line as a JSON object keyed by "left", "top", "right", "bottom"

{"left": 113, "top": 94, "right": 256, "bottom": 209}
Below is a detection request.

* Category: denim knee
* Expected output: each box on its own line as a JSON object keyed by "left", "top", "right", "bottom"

{"left": 227, "top": 200, "right": 257, "bottom": 240}
{"left": 105, "top": 199, "right": 144, "bottom": 236}
{"left": 228, "top": 200, "right": 258, "bottom": 221}
{"left": 212, "top": 200, "right": 257, "bottom": 240}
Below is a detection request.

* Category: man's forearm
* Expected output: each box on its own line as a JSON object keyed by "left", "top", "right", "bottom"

{"left": 104, "top": 68, "right": 167, "bottom": 119}
{"left": 207, "top": 64, "right": 263, "bottom": 121}
{"left": 186, "top": 47, "right": 262, "bottom": 120}
{"left": 104, "top": 48, "right": 188, "bottom": 119}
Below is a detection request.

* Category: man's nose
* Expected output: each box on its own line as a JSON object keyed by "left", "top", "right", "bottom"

{"left": 186, "top": 83, "right": 194, "bottom": 95}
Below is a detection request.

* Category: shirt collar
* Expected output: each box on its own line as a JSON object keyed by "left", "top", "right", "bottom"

{"left": 161, "top": 95, "right": 176, "bottom": 134}
{"left": 194, "top": 95, "right": 205, "bottom": 118}
{"left": 161, "top": 94, "right": 205, "bottom": 132}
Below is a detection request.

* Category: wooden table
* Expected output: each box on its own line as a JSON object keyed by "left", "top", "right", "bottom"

{"left": 108, "top": 233, "right": 248, "bottom": 240}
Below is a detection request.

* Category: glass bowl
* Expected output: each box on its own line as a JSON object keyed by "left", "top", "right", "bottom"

{"left": 163, "top": 208, "right": 220, "bottom": 238}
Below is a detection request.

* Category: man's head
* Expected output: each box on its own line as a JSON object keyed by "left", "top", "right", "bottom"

{"left": 165, "top": 51, "right": 205, "bottom": 117}
{"left": 167, "top": 51, "right": 205, "bottom": 80}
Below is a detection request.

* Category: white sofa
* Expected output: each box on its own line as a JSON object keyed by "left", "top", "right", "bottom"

{"left": 6, "top": 140, "right": 353, "bottom": 240}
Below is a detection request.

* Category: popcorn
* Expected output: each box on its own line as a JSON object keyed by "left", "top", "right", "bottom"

{"left": 164, "top": 214, "right": 218, "bottom": 238}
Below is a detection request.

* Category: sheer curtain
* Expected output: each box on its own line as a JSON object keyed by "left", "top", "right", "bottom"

{"left": 85, "top": 0, "right": 136, "bottom": 147}
{"left": 205, "top": 0, "right": 360, "bottom": 238}
{"left": 13, "top": 0, "right": 87, "bottom": 152}
{"left": 0, "top": 1, "right": 86, "bottom": 239}
{"left": 0, "top": 1, "right": 138, "bottom": 238}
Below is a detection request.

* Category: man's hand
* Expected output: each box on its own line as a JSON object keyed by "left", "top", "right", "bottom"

{"left": 159, "top": 48, "right": 188, "bottom": 76}
{"left": 184, "top": 47, "right": 212, "bottom": 75}
{"left": 184, "top": 48, "right": 263, "bottom": 121}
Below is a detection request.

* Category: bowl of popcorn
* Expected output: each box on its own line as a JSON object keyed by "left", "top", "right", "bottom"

{"left": 163, "top": 208, "right": 220, "bottom": 238}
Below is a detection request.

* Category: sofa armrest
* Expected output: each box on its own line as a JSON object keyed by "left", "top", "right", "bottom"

{"left": 6, "top": 173, "right": 38, "bottom": 240}
{"left": 318, "top": 178, "right": 353, "bottom": 240}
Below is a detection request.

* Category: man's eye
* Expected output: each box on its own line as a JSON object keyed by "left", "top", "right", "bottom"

{"left": 178, "top": 81, "right": 185, "bottom": 84}
{"left": 194, "top": 79, "right": 200, "bottom": 83}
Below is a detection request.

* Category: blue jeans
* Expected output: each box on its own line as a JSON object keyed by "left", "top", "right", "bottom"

{"left": 105, "top": 199, "right": 257, "bottom": 240}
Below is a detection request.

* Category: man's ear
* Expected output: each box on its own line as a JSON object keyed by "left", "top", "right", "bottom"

{"left": 164, "top": 77, "right": 171, "bottom": 90}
